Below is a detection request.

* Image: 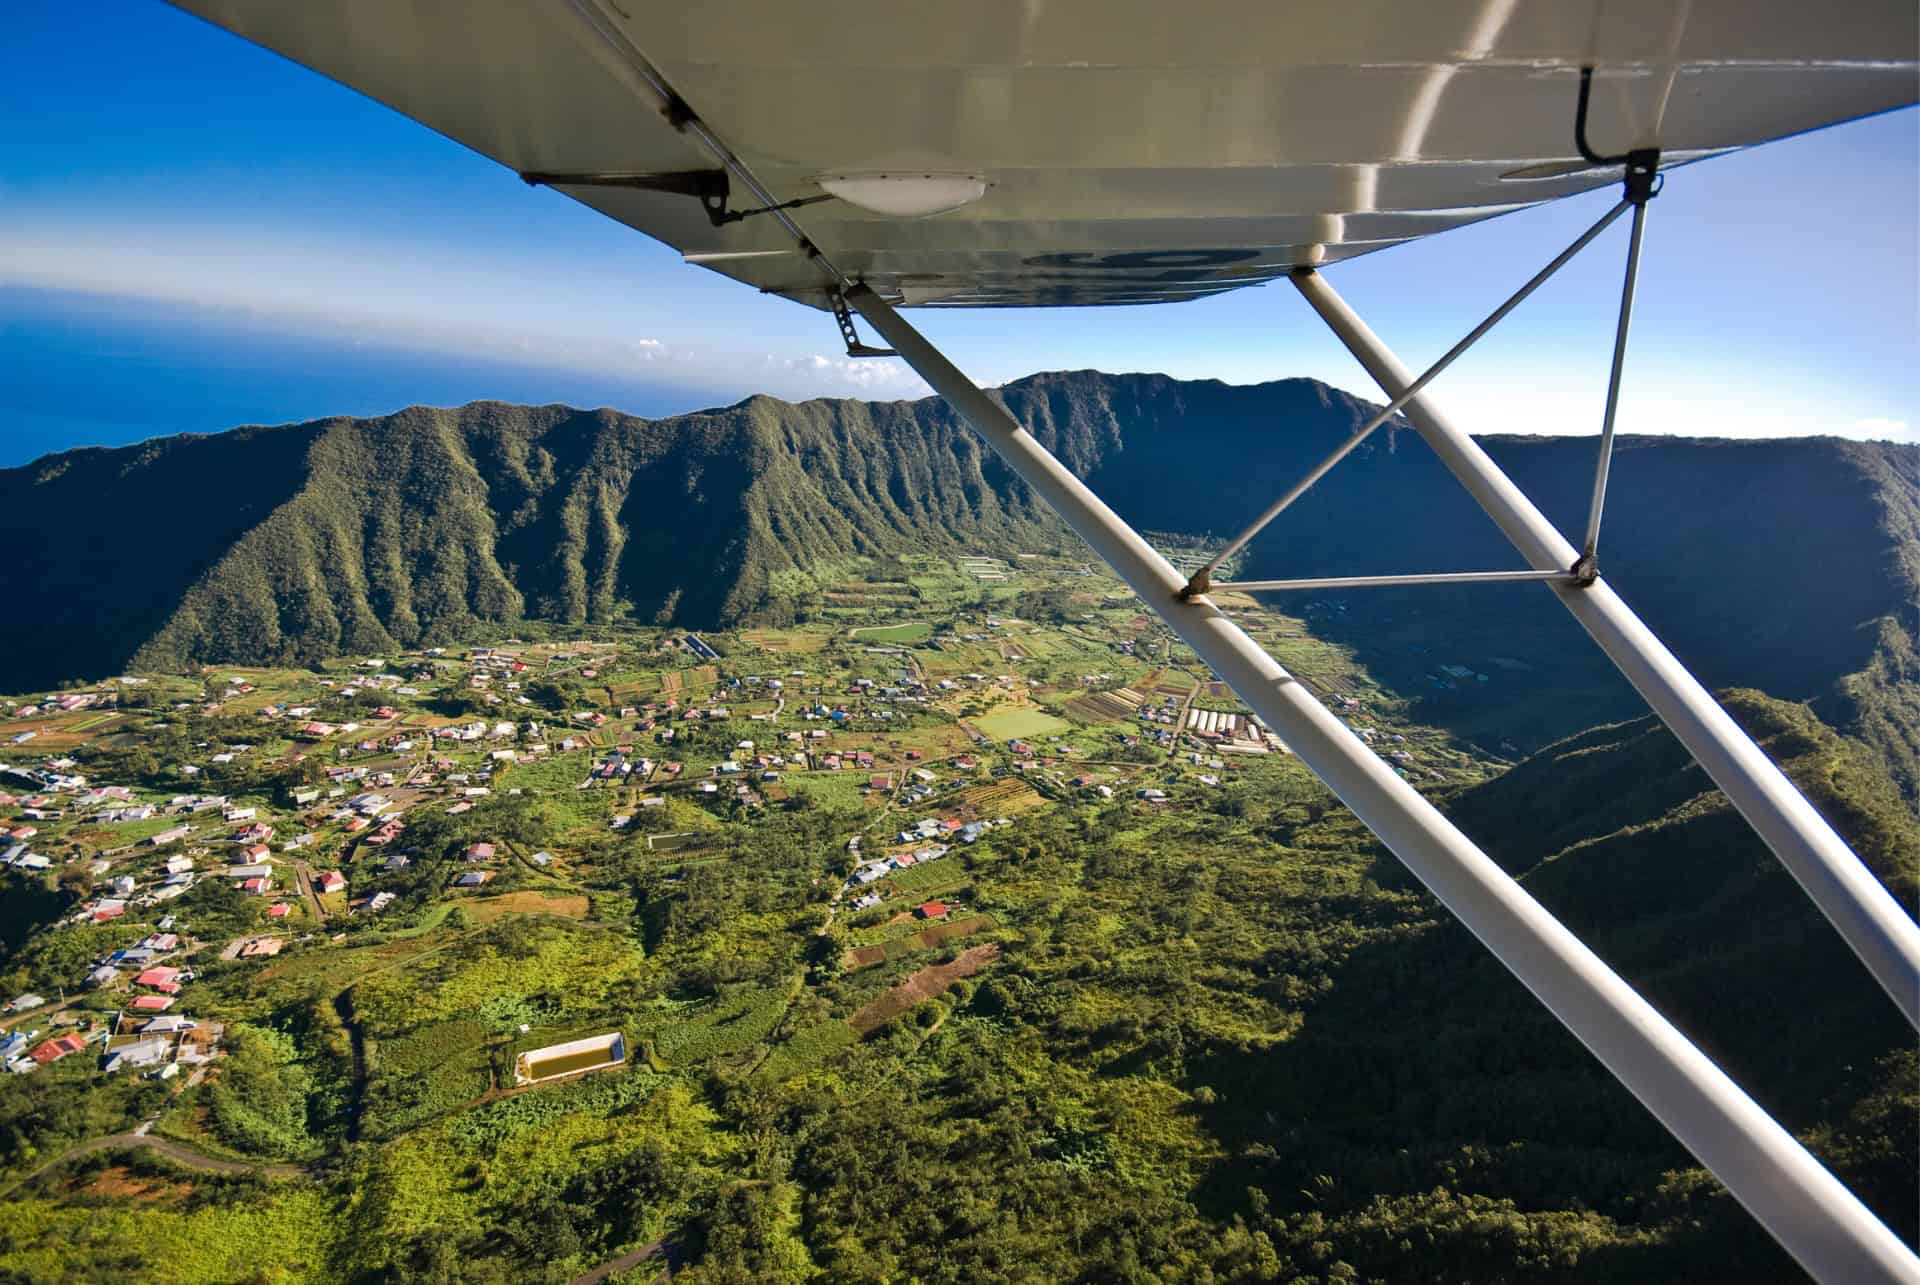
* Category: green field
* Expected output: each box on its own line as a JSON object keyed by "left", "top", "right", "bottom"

{"left": 849, "top": 621, "right": 932, "bottom": 644}
{"left": 876, "top": 860, "right": 971, "bottom": 897}
{"left": 971, "top": 707, "right": 1072, "bottom": 740}
{"left": 784, "top": 771, "right": 875, "bottom": 810}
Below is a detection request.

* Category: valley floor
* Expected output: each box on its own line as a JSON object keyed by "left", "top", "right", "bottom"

{"left": 0, "top": 553, "right": 1911, "bottom": 1282}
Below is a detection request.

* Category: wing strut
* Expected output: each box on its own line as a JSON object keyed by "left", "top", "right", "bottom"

{"left": 1290, "top": 265, "right": 1920, "bottom": 1034}
{"left": 844, "top": 282, "right": 1916, "bottom": 1285}
{"left": 1170, "top": 146, "right": 1917, "bottom": 1033}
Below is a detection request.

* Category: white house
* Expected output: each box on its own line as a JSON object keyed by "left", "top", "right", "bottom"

{"left": 104, "top": 1037, "right": 170, "bottom": 1074}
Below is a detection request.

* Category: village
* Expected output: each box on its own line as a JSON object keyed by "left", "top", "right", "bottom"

{"left": 0, "top": 551, "right": 1500, "bottom": 1211}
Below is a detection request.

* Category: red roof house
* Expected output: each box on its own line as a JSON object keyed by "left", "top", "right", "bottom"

{"left": 135, "top": 967, "right": 181, "bottom": 988}
{"left": 916, "top": 901, "right": 950, "bottom": 919}
{"left": 29, "top": 1034, "right": 88, "bottom": 1064}
{"left": 266, "top": 903, "right": 292, "bottom": 918}
{"left": 315, "top": 871, "right": 346, "bottom": 894}
{"left": 130, "top": 995, "right": 174, "bottom": 1012}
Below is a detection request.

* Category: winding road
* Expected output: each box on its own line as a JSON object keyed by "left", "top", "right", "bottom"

{"left": 568, "top": 1238, "right": 672, "bottom": 1285}
{"left": 0, "top": 1132, "right": 313, "bottom": 1198}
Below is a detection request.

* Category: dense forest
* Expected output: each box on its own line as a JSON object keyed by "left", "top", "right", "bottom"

{"left": 2, "top": 372, "right": 1914, "bottom": 784}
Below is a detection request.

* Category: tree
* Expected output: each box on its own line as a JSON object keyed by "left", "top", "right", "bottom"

{"left": 527, "top": 678, "right": 583, "bottom": 713}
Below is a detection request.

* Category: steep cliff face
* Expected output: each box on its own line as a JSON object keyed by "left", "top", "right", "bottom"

{"left": 2, "top": 371, "right": 1913, "bottom": 782}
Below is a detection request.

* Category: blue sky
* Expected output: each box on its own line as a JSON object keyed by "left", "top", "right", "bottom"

{"left": 3, "top": 0, "right": 1914, "bottom": 466}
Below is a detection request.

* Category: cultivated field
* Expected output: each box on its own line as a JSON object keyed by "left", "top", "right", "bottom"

{"left": 849, "top": 943, "right": 1002, "bottom": 1035}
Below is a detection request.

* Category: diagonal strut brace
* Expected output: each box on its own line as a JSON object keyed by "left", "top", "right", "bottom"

{"left": 1180, "top": 197, "right": 1631, "bottom": 600}
{"left": 1186, "top": 64, "right": 1666, "bottom": 601}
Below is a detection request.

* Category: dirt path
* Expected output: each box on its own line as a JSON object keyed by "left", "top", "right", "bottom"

{"left": 849, "top": 943, "right": 1001, "bottom": 1035}
{"left": 2, "top": 1132, "right": 313, "bottom": 1197}
{"left": 504, "top": 838, "right": 589, "bottom": 892}
{"left": 0, "top": 998, "right": 78, "bottom": 1032}
{"left": 569, "top": 1238, "right": 672, "bottom": 1285}
{"left": 291, "top": 859, "right": 328, "bottom": 923}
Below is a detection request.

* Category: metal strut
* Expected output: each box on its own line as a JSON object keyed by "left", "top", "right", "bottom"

{"left": 832, "top": 291, "right": 898, "bottom": 358}
{"left": 1282, "top": 82, "right": 1920, "bottom": 1036}
{"left": 843, "top": 282, "right": 1918, "bottom": 1285}
{"left": 519, "top": 168, "right": 835, "bottom": 228}
{"left": 1187, "top": 66, "right": 1670, "bottom": 601}
{"left": 1220, "top": 569, "right": 1572, "bottom": 593}
{"left": 1574, "top": 189, "right": 1650, "bottom": 578}
{"left": 1573, "top": 73, "right": 1662, "bottom": 580}
{"left": 1292, "top": 268, "right": 1920, "bottom": 1038}
{"left": 1179, "top": 199, "right": 1630, "bottom": 600}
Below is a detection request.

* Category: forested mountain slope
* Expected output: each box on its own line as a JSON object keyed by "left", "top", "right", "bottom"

{"left": 1176, "top": 691, "right": 1919, "bottom": 1281}
{"left": 3, "top": 373, "right": 1913, "bottom": 778}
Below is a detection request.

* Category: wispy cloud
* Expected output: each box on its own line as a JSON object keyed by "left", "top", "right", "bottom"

{"left": 765, "top": 353, "right": 932, "bottom": 398}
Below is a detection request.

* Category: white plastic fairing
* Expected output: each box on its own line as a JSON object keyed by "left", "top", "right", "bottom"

{"left": 817, "top": 173, "right": 989, "bottom": 218}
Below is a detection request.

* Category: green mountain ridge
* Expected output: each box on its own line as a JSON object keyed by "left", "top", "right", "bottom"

{"left": 4, "top": 371, "right": 1914, "bottom": 782}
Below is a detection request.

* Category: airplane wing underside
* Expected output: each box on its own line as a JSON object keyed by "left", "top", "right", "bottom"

{"left": 168, "top": 0, "right": 1917, "bottom": 310}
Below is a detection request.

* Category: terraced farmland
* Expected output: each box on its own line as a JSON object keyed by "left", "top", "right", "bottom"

{"left": 843, "top": 915, "right": 995, "bottom": 971}
{"left": 954, "top": 779, "right": 1044, "bottom": 816}
{"left": 1063, "top": 688, "right": 1144, "bottom": 723}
